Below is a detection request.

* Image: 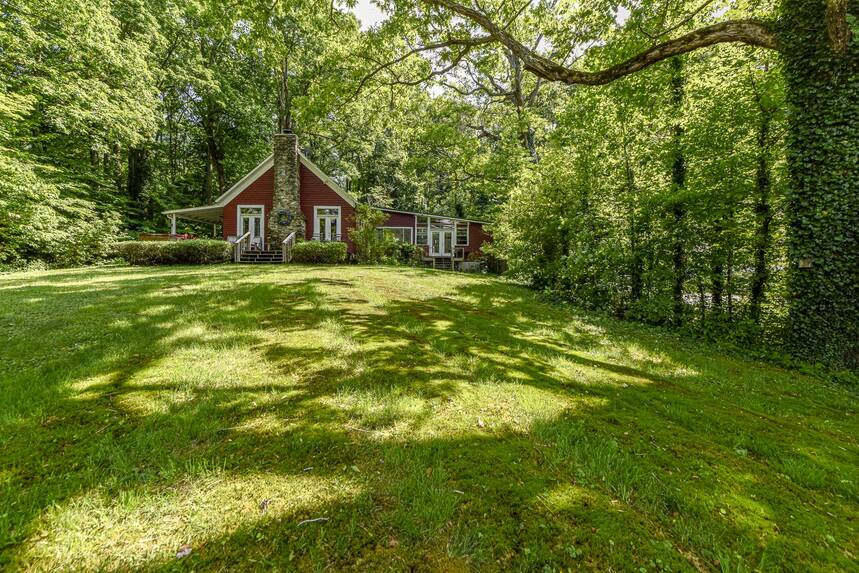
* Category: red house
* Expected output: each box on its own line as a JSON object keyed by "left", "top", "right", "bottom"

{"left": 164, "top": 131, "right": 491, "bottom": 267}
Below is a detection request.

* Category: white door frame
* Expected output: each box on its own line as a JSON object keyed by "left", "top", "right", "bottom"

{"left": 237, "top": 204, "right": 265, "bottom": 247}
{"left": 313, "top": 205, "right": 341, "bottom": 241}
{"left": 430, "top": 228, "right": 453, "bottom": 256}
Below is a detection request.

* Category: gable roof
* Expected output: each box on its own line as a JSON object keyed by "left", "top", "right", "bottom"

{"left": 165, "top": 152, "right": 355, "bottom": 221}
{"left": 212, "top": 152, "right": 357, "bottom": 207}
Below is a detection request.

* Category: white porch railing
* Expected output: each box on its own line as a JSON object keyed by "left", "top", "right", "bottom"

{"left": 282, "top": 231, "right": 297, "bottom": 263}
{"left": 311, "top": 233, "right": 341, "bottom": 242}
{"left": 232, "top": 231, "right": 251, "bottom": 262}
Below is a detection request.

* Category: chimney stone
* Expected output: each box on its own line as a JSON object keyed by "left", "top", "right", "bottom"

{"left": 269, "top": 132, "right": 305, "bottom": 245}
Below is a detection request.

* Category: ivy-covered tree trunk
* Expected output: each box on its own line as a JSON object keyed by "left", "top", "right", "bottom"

{"left": 620, "top": 120, "right": 644, "bottom": 304}
{"left": 710, "top": 216, "right": 725, "bottom": 314}
{"left": 669, "top": 57, "right": 686, "bottom": 325}
{"left": 781, "top": 0, "right": 859, "bottom": 368}
{"left": 749, "top": 104, "right": 773, "bottom": 325}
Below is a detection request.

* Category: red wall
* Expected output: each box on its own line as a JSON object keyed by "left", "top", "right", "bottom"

{"left": 380, "top": 212, "right": 416, "bottom": 229}
{"left": 299, "top": 164, "right": 356, "bottom": 251}
{"left": 222, "top": 168, "right": 274, "bottom": 240}
{"left": 221, "top": 163, "right": 357, "bottom": 251}
{"left": 468, "top": 223, "right": 491, "bottom": 254}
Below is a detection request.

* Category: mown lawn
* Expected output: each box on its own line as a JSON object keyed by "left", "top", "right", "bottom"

{"left": 0, "top": 265, "right": 857, "bottom": 572}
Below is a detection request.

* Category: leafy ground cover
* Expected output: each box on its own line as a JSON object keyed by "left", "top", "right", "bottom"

{"left": 0, "top": 265, "right": 856, "bottom": 572}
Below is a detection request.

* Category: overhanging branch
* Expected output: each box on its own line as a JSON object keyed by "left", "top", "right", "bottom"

{"left": 353, "top": 35, "right": 493, "bottom": 96}
{"left": 424, "top": 0, "right": 779, "bottom": 86}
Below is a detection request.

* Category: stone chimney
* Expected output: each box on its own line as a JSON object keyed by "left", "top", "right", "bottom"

{"left": 269, "top": 129, "right": 306, "bottom": 245}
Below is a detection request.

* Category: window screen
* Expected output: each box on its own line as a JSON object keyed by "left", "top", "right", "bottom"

{"left": 377, "top": 227, "right": 413, "bottom": 243}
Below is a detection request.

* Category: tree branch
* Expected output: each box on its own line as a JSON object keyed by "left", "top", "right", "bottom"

{"left": 352, "top": 35, "right": 493, "bottom": 97}
{"left": 424, "top": 0, "right": 779, "bottom": 86}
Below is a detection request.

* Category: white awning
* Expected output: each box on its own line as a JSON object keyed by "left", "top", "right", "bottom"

{"left": 162, "top": 205, "right": 224, "bottom": 224}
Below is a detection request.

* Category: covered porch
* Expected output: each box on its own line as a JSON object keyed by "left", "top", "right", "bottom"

{"left": 418, "top": 215, "right": 469, "bottom": 269}
{"left": 162, "top": 205, "right": 224, "bottom": 238}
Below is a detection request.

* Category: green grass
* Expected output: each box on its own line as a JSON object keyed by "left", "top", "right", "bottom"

{"left": 0, "top": 265, "right": 857, "bottom": 572}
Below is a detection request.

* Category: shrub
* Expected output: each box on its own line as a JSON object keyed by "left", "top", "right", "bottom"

{"left": 114, "top": 239, "right": 232, "bottom": 265}
{"left": 291, "top": 240, "right": 347, "bottom": 264}
{"left": 395, "top": 242, "right": 425, "bottom": 266}
{"left": 348, "top": 204, "right": 428, "bottom": 266}
{"left": 349, "top": 204, "right": 389, "bottom": 263}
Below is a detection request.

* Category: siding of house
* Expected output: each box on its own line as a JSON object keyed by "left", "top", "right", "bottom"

{"left": 299, "top": 164, "right": 356, "bottom": 252}
{"left": 222, "top": 168, "right": 274, "bottom": 241}
{"left": 468, "top": 223, "right": 491, "bottom": 255}
{"left": 380, "top": 211, "right": 416, "bottom": 228}
{"left": 220, "top": 163, "right": 357, "bottom": 251}
{"left": 379, "top": 211, "right": 416, "bottom": 245}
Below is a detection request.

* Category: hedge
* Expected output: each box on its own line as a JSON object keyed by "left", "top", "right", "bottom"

{"left": 291, "top": 241, "right": 347, "bottom": 264}
{"left": 114, "top": 240, "right": 233, "bottom": 265}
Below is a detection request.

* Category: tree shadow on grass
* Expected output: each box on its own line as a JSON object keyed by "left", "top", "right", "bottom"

{"left": 1, "top": 266, "right": 857, "bottom": 572}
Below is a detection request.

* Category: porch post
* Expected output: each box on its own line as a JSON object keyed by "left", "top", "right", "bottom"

{"left": 170, "top": 214, "right": 177, "bottom": 235}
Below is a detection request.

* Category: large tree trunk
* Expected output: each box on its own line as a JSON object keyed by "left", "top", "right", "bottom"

{"left": 277, "top": 56, "right": 291, "bottom": 133}
{"left": 202, "top": 107, "right": 226, "bottom": 201}
{"left": 669, "top": 57, "right": 686, "bottom": 325}
{"left": 127, "top": 147, "right": 148, "bottom": 201}
{"left": 507, "top": 52, "right": 540, "bottom": 161}
{"left": 782, "top": 0, "right": 859, "bottom": 368}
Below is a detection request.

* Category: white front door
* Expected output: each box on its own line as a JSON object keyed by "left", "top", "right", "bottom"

{"left": 430, "top": 229, "right": 453, "bottom": 256}
{"left": 314, "top": 206, "right": 341, "bottom": 241}
{"left": 238, "top": 206, "right": 264, "bottom": 249}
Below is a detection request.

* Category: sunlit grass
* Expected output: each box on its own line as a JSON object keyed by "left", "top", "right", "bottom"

{"left": 0, "top": 264, "right": 856, "bottom": 571}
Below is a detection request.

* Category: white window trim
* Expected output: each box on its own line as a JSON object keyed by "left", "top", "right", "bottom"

{"left": 415, "top": 215, "right": 428, "bottom": 245}
{"left": 456, "top": 221, "right": 469, "bottom": 247}
{"left": 313, "top": 205, "right": 342, "bottom": 241}
{"left": 237, "top": 204, "right": 265, "bottom": 246}
{"left": 377, "top": 226, "right": 414, "bottom": 244}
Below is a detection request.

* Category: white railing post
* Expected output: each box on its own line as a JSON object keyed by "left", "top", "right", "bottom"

{"left": 232, "top": 231, "right": 251, "bottom": 263}
{"left": 281, "top": 231, "right": 296, "bottom": 263}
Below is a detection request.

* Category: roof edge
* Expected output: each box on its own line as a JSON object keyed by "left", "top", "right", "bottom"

{"left": 378, "top": 207, "right": 491, "bottom": 225}
{"left": 298, "top": 152, "right": 356, "bottom": 207}
{"left": 213, "top": 155, "right": 275, "bottom": 205}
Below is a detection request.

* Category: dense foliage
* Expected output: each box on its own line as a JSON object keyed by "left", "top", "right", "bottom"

{"left": 492, "top": 47, "right": 789, "bottom": 340}
{"left": 114, "top": 240, "right": 233, "bottom": 265}
{"left": 350, "top": 204, "right": 391, "bottom": 263}
{"left": 1, "top": 0, "right": 855, "bottom": 367}
{"left": 291, "top": 240, "right": 348, "bottom": 264}
{"left": 350, "top": 204, "right": 424, "bottom": 265}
